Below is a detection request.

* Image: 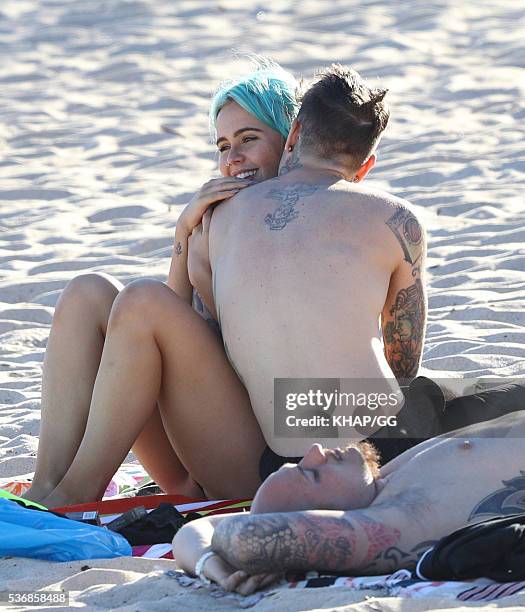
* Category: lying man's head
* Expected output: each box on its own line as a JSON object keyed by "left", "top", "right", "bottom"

{"left": 251, "top": 442, "right": 380, "bottom": 514}
{"left": 284, "top": 64, "right": 390, "bottom": 180}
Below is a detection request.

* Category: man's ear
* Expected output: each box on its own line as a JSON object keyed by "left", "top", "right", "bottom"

{"left": 353, "top": 154, "right": 376, "bottom": 182}
{"left": 284, "top": 119, "right": 301, "bottom": 151}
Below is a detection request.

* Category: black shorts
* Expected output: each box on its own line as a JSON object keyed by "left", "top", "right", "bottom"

{"left": 259, "top": 446, "right": 302, "bottom": 482}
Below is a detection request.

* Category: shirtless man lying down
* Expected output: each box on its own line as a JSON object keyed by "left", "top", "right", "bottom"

{"left": 173, "top": 411, "right": 525, "bottom": 595}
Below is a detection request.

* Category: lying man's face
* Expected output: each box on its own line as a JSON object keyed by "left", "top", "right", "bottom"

{"left": 251, "top": 442, "right": 379, "bottom": 514}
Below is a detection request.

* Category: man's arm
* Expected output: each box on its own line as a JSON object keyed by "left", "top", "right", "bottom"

{"left": 173, "top": 513, "right": 280, "bottom": 594}
{"left": 211, "top": 509, "right": 407, "bottom": 575}
{"left": 172, "top": 513, "right": 228, "bottom": 575}
{"left": 382, "top": 206, "right": 427, "bottom": 382}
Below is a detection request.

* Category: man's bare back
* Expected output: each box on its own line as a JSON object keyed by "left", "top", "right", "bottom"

{"left": 209, "top": 169, "right": 426, "bottom": 456}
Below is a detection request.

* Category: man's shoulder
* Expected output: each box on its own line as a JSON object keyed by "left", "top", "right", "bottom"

{"left": 342, "top": 183, "right": 421, "bottom": 220}
{"left": 331, "top": 184, "right": 425, "bottom": 241}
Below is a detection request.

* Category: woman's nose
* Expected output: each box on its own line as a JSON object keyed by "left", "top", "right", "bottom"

{"left": 301, "top": 444, "right": 326, "bottom": 469}
{"left": 226, "top": 145, "right": 244, "bottom": 167}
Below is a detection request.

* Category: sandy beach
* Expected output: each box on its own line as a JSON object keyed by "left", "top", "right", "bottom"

{"left": 1, "top": 0, "right": 524, "bottom": 609}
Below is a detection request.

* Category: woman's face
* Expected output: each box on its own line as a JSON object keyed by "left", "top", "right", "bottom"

{"left": 215, "top": 101, "right": 285, "bottom": 184}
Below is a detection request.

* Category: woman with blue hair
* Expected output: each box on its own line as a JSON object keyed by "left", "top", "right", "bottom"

{"left": 25, "top": 61, "right": 300, "bottom": 505}
{"left": 169, "top": 61, "right": 299, "bottom": 317}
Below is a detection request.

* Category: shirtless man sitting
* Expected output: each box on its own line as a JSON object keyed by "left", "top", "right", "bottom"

{"left": 205, "top": 64, "right": 428, "bottom": 469}
{"left": 173, "top": 411, "right": 525, "bottom": 595}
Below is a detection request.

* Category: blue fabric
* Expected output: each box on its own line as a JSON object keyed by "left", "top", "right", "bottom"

{"left": 0, "top": 498, "right": 131, "bottom": 561}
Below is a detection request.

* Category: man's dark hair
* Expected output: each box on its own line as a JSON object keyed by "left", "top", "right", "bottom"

{"left": 297, "top": 64, "right": 389, "bottom": 170}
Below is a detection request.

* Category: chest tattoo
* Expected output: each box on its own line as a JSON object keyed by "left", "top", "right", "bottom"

{"left": 469, "top": 470, "right": 525, "bottom": 521}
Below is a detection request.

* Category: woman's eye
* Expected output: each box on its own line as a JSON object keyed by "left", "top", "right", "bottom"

{"left": 242, "top": 136, "right": 256, "bottom": 143}
{"left": 218, "top": 145, "right": 230, "bottom": 153}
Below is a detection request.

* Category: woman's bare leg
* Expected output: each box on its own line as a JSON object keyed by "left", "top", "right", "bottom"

{"left": 131, "top": 409, "right": 203, "bottom": 496}
{"left": 25, "top": 274, "right": 193, "bottom": 502}
{"left": 25, "top": 274, "right": 122, "bottom": 501}
{"left": 41, "top": 279, "right": 265, "bottom": 507}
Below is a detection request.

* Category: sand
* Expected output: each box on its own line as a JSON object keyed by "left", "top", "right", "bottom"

{"left": 0, "top": 0, "right": 524, "bottom": 609}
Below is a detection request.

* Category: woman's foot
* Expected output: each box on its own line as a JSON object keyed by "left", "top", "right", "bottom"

{"left": 21, "top": 480, "right": 58, "bottom": 504}
{"left": 40, "top": 485, "right": 97, "bottom": 509}
{"left": 39, "top": 474, "right": 206, "bottom": 509}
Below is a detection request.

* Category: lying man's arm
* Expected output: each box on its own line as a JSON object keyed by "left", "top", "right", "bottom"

{"left": 173, "top": 513, "right": 224, "bottom": 576}
{"left": 382, "top": 206, "right": 427, "bottom": 382}
{"left": 173, "top": 513, "right": 280, "bottom": 594}
{"left": 211, "top": 509, "right": 409, "bottom": 576}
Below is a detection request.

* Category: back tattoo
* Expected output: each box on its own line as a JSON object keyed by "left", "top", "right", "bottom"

{"left": 264, "top": 184, "right": 318, "bottom": 231}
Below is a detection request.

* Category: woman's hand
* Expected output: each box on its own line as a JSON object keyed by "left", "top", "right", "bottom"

{"left": 178, "top": 177, "right": 251, "bottom": 236}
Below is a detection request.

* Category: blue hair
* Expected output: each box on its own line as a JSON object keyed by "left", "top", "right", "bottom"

{"left": 209, "top": 61, "right": 300, "bottom": 141}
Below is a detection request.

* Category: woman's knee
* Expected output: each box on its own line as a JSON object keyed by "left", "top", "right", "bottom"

{"left": 109, "top": 278, "right": 179, "bottom": 327}
{"left": 55, "top": 273, "right": 122, "bottom": 322}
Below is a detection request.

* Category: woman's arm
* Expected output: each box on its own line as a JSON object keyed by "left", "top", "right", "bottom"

{"left": 187, "top": 210, "right": 218, "bottom": 320}
{"left": 167, "top": 222, "right": 193, "bottom": 303}
{"left": 167, "top": 178, "right": 250, "bottom": 305}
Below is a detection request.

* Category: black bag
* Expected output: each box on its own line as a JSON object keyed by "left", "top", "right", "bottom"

{"left": 418, "top": 513, "right": 525, "bottom": 582}
{"left": 116, "top": 503, "right": 200, "bottom": 546}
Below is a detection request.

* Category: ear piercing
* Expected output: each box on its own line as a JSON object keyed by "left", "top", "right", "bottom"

{"left": 287, "top": 145, "right": 294, "bottom": 152}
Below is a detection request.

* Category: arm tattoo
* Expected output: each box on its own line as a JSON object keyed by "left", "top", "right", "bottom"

{"left": 386, "top": 207, "right": 423, "bottom": 266}
{"left": 469, "top": 471, "right": 525, "bottom": 521}
{"left": 192, "top": 290, "right": 204, "bottom": 313}
{"left": 264, "top": 184, "right": 318, "bottom": 230}
{"left": 351, "top": 511, "right": 401, "bottom": 564}
{"left": 278, "top": 148, "right": 302, "bottom": 176}
{"left": 192, "top": 290, "right": 220, "bottom": 335}
{"left": 361, "top": 540, "right": 437, "bottom": 574}
{"left": 175, "top": 241, "right": 183, "bottom": 256}
{"left": 212, "top": 512, "right": 400, "bottom": 575}
{"left": 384, "top": 278, "right": 425, "bottom": 379}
